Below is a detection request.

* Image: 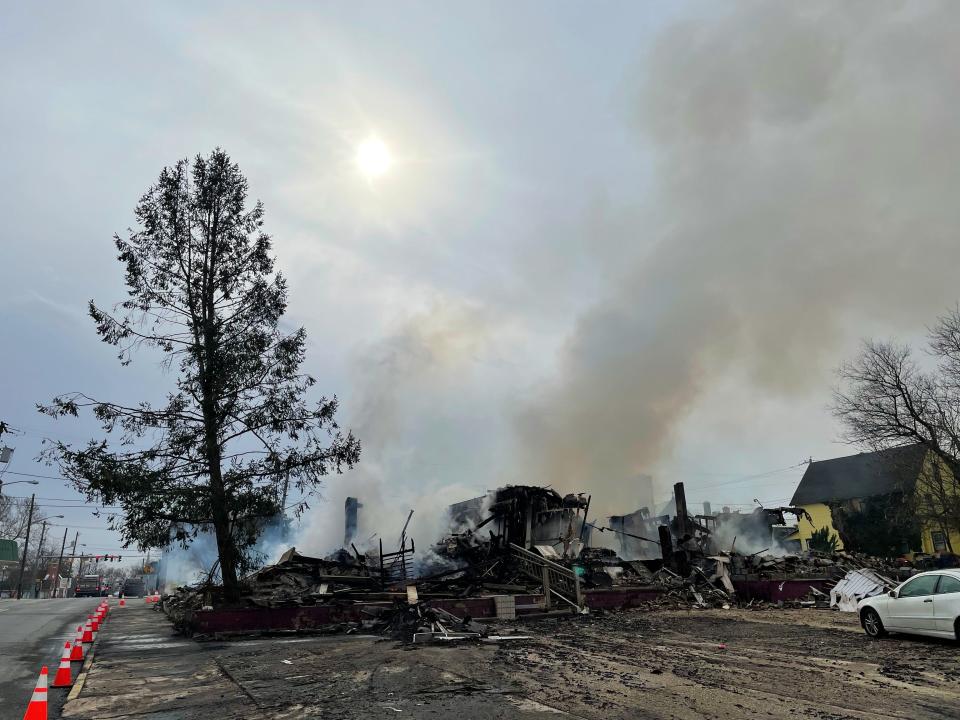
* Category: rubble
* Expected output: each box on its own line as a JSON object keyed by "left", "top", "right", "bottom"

{"left": 161, "top": 481, "right": 937, "bottom": 637}
{"left": 365, "top": 600, "right": 489, "bottom": 643}
{"left": 162, "top": 546, "right": 381, "bottom": 631}
{"left": 243, "top": 547, "right": 377, "bottom": 607}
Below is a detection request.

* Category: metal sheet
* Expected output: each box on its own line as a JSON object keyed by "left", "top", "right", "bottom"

{"left": 830, "top": 569, "right": 891, "bottom": 612}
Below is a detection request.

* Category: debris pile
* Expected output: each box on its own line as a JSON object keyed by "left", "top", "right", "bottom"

{"left": 367, "top": 600, "right": 488, "bottom": 643}
{"left": 160, "top": 479, "right": 939, "bottom": 637}
{"left": 577, "top": 547, "right": 656, "bottom": 587}
{"left": 163, "top": 546, "right": 380, "bottom": 631}
{"left": 649, "top": 566, "right": 732, "bottom": 609}
{"left": 243, "top": 547, "right": 376, "bottom": 607}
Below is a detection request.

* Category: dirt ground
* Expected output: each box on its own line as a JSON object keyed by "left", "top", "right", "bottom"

{"left": 63, "top": 605, "right": 960, "bottom": 720}
{"left": 489, "top": 607, "right": 960, "bottom": 719}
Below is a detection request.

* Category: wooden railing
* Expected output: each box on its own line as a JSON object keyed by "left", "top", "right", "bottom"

{"left": 380, "top": 537, "right": 415, "bottom": 588}
{"left": 509, "top": 543, "right": 584, "bottom": 612}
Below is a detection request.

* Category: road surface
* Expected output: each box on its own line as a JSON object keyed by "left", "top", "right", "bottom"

{"left": 0, "top": 597, "right": 102, "bottom": 720}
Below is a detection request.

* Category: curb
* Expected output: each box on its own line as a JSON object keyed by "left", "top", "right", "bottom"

{"left": 66, "top": 616, "right": 103, "bottom": 702}
{"left": 66, "top": 644, "right": 96, "bottom": 701}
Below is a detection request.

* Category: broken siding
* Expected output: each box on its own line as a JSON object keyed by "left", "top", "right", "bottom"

{"left": 829, "top": 568, "right": 895, "bottom": 612}
{"left": 788, "top": 502, "right": 844, "bottom": 551}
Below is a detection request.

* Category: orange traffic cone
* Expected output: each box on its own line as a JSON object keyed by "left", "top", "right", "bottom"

{"left": 70, "top": 627, "right": 84, "bottom": 661}
{"left": 52, "top": 643, "right": 73, "bottom": 688}
{"left": 81, "top": 621, "right": 94, "bottom": 644}
{"left": 119, "top": 597, "right": 125, "bottom": 607}
{"left": 22, "top": 666, "right": 47, "bottom": 720}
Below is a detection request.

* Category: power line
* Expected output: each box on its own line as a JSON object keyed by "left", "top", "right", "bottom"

{"left": 38, "top": 503, "right": 124, "bottom": 509}
{"left": 4, "top": 494, "right": 124, "bottom": 509}
{"left": 669, "top": 461, "right": 807, "bottom": 478}
{"left": 683, "top": 463, "right": 807, "bottom": 491}
{"left": 0, "top": 470, "right": 73, "bottom": 481}
{"left": 6, "top": 495, "right": 92, "bottom": 501}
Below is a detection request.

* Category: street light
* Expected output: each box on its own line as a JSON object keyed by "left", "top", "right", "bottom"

{"left": 0, "top": 478, "right": 40, "bottom": 496}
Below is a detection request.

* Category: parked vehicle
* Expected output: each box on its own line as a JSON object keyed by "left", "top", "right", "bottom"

{"left": 74, "top": 574, "right": 106, "bottom": 597}
{"left": 121, "top": 577, "right": 146, "bottom": 597}
{"left": 858, "top": 569, "right": 960, "bottom": 640}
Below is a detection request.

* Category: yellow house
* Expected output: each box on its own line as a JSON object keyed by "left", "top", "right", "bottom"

{"left": 914, "top": 451, "right": 960, "bottom": 554}
{"left": 790, "top": 502, "right": 844, "bottom": 551}
{"left": 788, "top": 444, "right": 960, "bottom": 556}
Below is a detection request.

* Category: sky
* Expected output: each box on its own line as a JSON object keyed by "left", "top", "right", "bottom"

{"left": 3, "top": 1, "right": 960, "bottom": 561}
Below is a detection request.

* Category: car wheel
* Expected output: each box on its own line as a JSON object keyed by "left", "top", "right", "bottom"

{"left": 862, "top": 608, "right": 886, "bottom": 639}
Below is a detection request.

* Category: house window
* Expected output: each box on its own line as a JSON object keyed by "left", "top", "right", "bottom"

{"left": 931, "top": 531, "right": 948, "bottom": 552}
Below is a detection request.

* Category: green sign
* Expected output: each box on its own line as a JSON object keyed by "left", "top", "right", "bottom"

{"left": 0, "top": 539, "right": 19, "bottom": 563}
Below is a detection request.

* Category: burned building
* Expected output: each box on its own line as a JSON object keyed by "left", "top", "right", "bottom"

{"left": 446, "top": 485, "right": 591, "bottom": 554}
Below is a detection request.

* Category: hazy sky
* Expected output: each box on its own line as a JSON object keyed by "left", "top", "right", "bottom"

{"left": 3, "top": 1, "right": 960, "bottom": 558}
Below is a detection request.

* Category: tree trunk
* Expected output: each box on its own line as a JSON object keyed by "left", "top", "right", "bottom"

{"left": 199, "top": 209, "right": 241, "bottom": 602}
{"left": 209, "top": 461, "right": 239, "bottom": 601}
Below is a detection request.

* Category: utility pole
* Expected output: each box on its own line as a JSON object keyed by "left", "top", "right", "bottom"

{"left": 15, "top": 494, "right": 35, "bottom": 599}
{"left": 54, "top": 527, "right": 68, "bottom": 599}
{"left": 33, "top": 521, "right": 48, "bottom": 598}
{"left": 68, "top": 531, "right": 78, "bottom": 595}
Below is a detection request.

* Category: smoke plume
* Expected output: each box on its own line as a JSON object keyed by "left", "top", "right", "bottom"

{"left": 293, "top": 300, "right": 512, "bottom": 558}
{"left": 292, "top": 2, "right": 960, "bottom": 551}
{"left": 519, "top": 1, "right": 960, "bottom": 511}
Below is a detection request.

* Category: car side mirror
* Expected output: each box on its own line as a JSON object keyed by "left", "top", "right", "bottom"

{"left": 889, "top": 590, "right": 897, "bottom": 598}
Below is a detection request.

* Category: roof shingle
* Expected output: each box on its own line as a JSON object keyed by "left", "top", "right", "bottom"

{"left": 790, "top": 444, "right": 927, "bottom": 505}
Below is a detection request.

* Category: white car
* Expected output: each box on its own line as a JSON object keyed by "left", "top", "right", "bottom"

{"left": 858, "top": 569, "right": 960, "bottom": 640}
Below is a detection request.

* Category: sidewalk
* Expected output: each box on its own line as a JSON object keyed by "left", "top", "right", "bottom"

{"left": 62, "top": 604, "right": 260, "bottom": 720}
{"left": 61, "top": 603, "right": 569, "bottom": 720}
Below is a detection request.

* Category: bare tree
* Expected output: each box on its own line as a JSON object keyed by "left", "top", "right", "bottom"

{"left": 834, "top": 307, "right": 960, "bottom": 550}
{"left": 0, "top": 496, "right": 31, "bottom": 540}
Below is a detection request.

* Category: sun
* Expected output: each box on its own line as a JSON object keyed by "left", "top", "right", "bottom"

{"left": 356, "top": 136, "right": 393, "bottom": 179}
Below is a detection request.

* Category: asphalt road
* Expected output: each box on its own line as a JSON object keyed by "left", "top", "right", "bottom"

{"left": 0, "top": 597, "right": 102, "bottom": 720}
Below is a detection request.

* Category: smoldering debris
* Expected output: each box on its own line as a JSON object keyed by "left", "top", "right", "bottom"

{"left": 365, "top": 601, "right": 488, "bottom": 643}
{"left": 161, "top": 480, "right": 924, "bottom": 638}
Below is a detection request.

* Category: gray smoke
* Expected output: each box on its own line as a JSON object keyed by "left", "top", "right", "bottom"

{"left": 519, "top": 1, "right": 960, "bottom": 511}
{"left": 293, "top": 301, "right": 507, "bottom": 558}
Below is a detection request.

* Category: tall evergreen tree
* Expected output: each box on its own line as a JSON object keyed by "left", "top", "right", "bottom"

{"left": 41, "top": 149, "right": 360, "bottom": 600}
